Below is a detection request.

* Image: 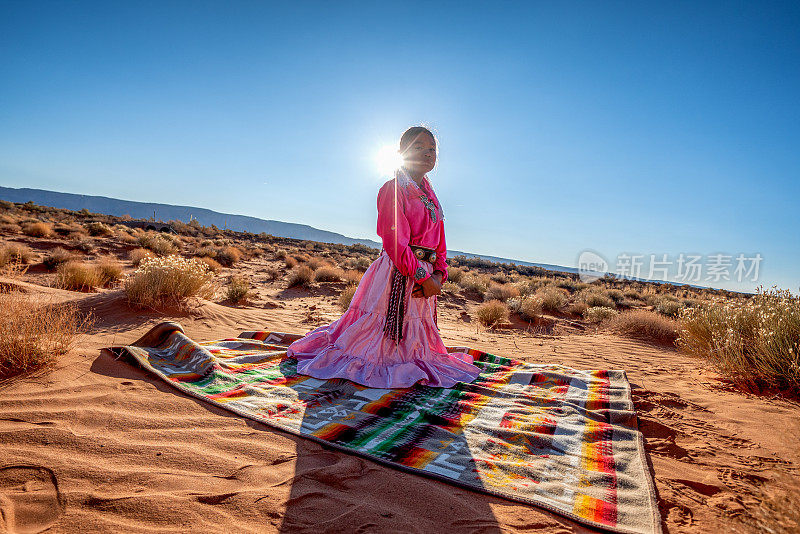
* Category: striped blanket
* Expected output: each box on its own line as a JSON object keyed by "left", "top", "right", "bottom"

{"left": 109, "top": 322, "right": 661, "bottom": 534}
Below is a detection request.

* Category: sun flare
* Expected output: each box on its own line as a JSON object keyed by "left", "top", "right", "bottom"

{"left": 375, "top": 144, "right": 402, "bottom": 176}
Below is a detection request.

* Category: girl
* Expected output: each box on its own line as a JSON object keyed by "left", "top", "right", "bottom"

{"left": 287, "top": 126, "right": 481, "bottom": 388}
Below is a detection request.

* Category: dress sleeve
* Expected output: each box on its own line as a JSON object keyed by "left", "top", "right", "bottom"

{"left": 434, "top": 220, "right": 449, "bottom": 282}
{"left": 376, "top": 180, "right": 430, "bottom": 282}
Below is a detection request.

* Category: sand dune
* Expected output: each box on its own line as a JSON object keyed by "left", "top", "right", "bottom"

{"left": 1, "top": 271, "right": 798, "bottom": 533}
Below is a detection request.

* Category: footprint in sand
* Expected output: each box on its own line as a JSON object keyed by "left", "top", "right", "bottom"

{"left": 0, "top": 466, "right": 64, "bottom": 534}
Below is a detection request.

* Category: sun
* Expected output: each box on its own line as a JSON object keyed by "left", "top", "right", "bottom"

{"left": 374, "top": 144, "right": 402, "bottom": 176}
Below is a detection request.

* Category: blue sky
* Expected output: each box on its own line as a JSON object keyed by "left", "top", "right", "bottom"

{"left": 1, "top": 1, "right": 798, "bottom": 292}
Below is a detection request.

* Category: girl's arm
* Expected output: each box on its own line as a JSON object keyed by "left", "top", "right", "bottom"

{"left": 376, "top": 180, "right": 430, "bottom": 283}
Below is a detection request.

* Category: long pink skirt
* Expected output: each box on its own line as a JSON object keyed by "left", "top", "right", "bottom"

{"left": 287, "top": 251, "right": 481, "bottom": 388}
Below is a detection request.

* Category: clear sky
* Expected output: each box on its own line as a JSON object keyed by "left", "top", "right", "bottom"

{"left": 2, "top": 1, "right": 798, "bottom": 292}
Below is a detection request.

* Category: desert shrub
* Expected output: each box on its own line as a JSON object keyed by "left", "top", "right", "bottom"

{"left": 605, "top": 289, "right": 625, "bottom": 303}
{"left": 459, "top": 273, "right": 488, "bottom": 297}
{"left": 56, "top": 261, "right": 100, "bottom": 292}
{"left": 125, "top": 255, "right": 214, "bottom": 309}
{"left": 344, "top": 255, "right": 371, "bottom": 271}
{"left": 306, "top": 256, "right": 327, "bottom": 270}
{"left": 0, "top": 290, "right": 88, "bottom": 379}
{"left": 338, "top": 285, "right": 358, "bottom": 311}
{"left": 584, "top": 306, "right": 619, "bottom": 323}
{"left": 537, "top": 286, "right": 569, "bottom": 312}
{"left": 508, "top": 295, "right": 542, "bottom": 321}
{"left": 342, "top": 269, "right": 362, "bottom": 285}
{"left": 138, "top": 233, "right": 178, "bottom": 256}
{"left": 198, "top": 256, "right": 222, "bottom": 273}
{"left": 556, "top": 279, "right": 579, "bottom": 292}
{"left": 485, "top": 282, "right": 520, "bottom": 302}
{"left": 655, "top": 298, "right": 684, "bottom": 318}
{"left": 0, "top": 243, "right": 35, "bottom": 266}
{"left": 624, "top": 289, "right": 643, "bottom": 301}
{"left": 314, "top": 266, "right": 343, "bottom": 282}
{"left": 226, "top": 275, "right": 250, "bottom": 304}
{"left": 0, "top": 222, "right": 21, "bottom": 234}
{"left": 447, "top": 266, "right": 465, "bottom": 284}
{"left": 442, "top": 281, "right": 460, "bottom": 293}
{"left": 287, "top": 265, "right": 314, "bottom": 288}
{"left": 95, "top": 258, "right": 123, "bottom": 287}
{"left": 609, "top": 310, "right": 678, "bottom": 344}
{"left": 476, "top": 300, "right": 510, "bottom": 327}
{"left": 215, "top": 246, "right": 241, "bottom": 267}
{"left": 128, "top": 248, "right": 154, "bottom": 266}
{"left": 581, "top": 289, "right": 616, "bottom": 309}
{"left": 22, "top": 221, "right": 53, "bottom": 238}
{"left": 42, "top": 247, "right": 77, "bottom": 271}
{"left": 490, "top": 272, "right": 511, "bottom": 284}
{"left": 263, "top": 266, "right": 281, "bottom": 281}
{"left": 284, "top": 256, "right": 298, "bottom": 269}
{"left": 71, "top": 237, "right": 94, "bottom": 254}
{"left": 567, "top": 301, "right": 588, "bottom": 317}
{"left": 85, "top": 221, "right": 112, "bottom": 236}
{"left": 678, "top": 289, "right": 800, "bottom": 392}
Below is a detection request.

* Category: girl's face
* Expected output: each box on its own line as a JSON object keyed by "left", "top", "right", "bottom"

{"left": 400, "top": 132, "right": 437, "bottom": 175}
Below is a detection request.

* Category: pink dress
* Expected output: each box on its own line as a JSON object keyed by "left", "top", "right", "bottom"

{"left": 286, "top": 168, "right": 482, "bottom": 388}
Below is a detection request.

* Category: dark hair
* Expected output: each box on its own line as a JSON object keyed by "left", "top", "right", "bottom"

{"left": 399, "top": 126, "right": 436, "bottom": 152}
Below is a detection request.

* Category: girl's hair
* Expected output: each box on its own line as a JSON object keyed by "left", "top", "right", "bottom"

{"left": 399, "top": 126, "right": 436, "bottom": 152}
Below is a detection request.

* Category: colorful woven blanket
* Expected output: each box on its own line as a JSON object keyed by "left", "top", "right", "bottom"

{"left": 109, "top": 323, "right": 661, "bottom": 534}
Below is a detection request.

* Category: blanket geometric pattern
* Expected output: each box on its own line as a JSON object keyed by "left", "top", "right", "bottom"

{"left": 110, "top": 322, "right": 661, "bottom": 534}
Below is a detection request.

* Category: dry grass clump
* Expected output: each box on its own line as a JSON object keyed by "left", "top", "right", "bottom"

{"left": 338, "top": 285, "right": 358, "bottom": 311}
{"left": 22, "top": 221, "right": 53, "bottom": 237}
{"left": 215, "top": 246, "right": 242, "bottom": 267}
{"left": 442, "top": 281, "right": 460, "bottom": 293}
{"left": 0, "top": 290, "right": 89, "bottom": 379}
{"left": 342, "top": 269, "right": 363, "bottom": 285}
{"left": 485, "top": 282, "right": 520, "bottom": 302}
{"left": 56, "top": 261, "right": 100, "bottom": 292}
{"left": 226, "top": 275, "right": 250, "bottom": 304}
{"left": 85, "top": 221, "right": 113, "bottom": 236}
{"left": 508, "top": 295, "right": 542, "bottom": 321}
{"left": 447, "top": 266, "right": 465, "bottom": 284}
{"left": 197, "top": 256, "right": 222, "bottom": 273}
{"left": 138, "top": 233, "right": 178, "bottom": 256}
{"left": 584, "top": 306, "right": 619, "bottom": 323}
{"left": 125, "top": 255, "right": 214, "bottom": 309}
{"left": 263, "top": 265, "right": 281, "bottom": 281}
{"left": 0, "top": 243, "right": 35, "bottom": 265}
{"left": 655, "top": 298, "right": 684, "bottom": 318}
{"left": 581, "top": 289, "right": 616, "bottom": 309}
{"left": 537, "top": 286, "right": 568, "bottom": 313}
{"left": 567, "top": 301, "right": 589, "bottom": 317}
{"left": 609, "top": 310, "right": 678, "bottom": 345}
{"left": 343, "top": 255, "right": 371, "bottom": 271}
{"left": 459, "top": 273, "right": 488, "bottom": 298}
{"left": 678, "top": 288, "right": 800, "bottom": 392}
{"left": 284, "top": 256, "right": 298, "bottom": 269}
{"left": 129, "top": 247, "right": 154, "bottom": 266}
{"left": 287, "top": 265, "right": 314, "bottom": 288}
{"left": 42, "top": 247, "right": 77, "bottom": 270}
{"left": 314, "top": 266, "right": 344, "bottom": 282}
{"left": 476, "top": 299, "right": 510, "bottom": 327}
{"left": 95, "top": 258, "right": 123, "bottom": 287}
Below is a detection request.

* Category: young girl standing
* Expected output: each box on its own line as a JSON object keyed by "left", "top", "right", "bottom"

{"left": 287, "top": 126, "right": 481, "bottom": 388}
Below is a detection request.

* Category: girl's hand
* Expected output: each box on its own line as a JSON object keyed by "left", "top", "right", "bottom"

{"left": 412, "top": 271, "right": 443, "bottom": 298}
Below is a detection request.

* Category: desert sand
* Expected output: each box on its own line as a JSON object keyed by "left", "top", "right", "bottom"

{"left": 1, "top": 249, "right": 799, "bottom": 534}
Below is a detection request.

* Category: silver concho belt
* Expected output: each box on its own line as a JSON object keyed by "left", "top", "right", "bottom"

{"left": 410, "top": 245, "right": 437, "bottom": 264}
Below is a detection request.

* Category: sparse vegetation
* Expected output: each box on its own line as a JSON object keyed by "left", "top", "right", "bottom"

{"left": 314, "top": 266, "right": 344, "bottom": 282}
{"left": 125, "top": 255, "right": 214, "bottom": 309}
{"left": 129, "top": 248, "right": 154, "bottom": 266}
{"left": 287, "top": 265, "right": 314, "bottom": 288}
{"left": 43, "top": 247, "right": 77, "bottom": 270}
{"left": 678, "top": 288, "right": 800, "bottom": 392}
{"left": 537, "top": 286, "right": 568, "bottom": 313}
{"left": 95, "top": 258, "right": 123, "bottom": 287}
{"left": 226, "top": 275, "right": 250, "bottom": 304}
{"left": 85, "top": 221, "right": 113, "bottom": 236}
{"left": 0, "top": 290, "right": 89, "bottom": 379}
{"left": 338, "top": 285, "right": 358, "bottom": 310}
{"left": 485, "top": 282, "right": 520, "bottom": 302}
{"left": 609, "top": 310, "right": 678, "bottom": 345}
{"left": 476, "top": 299, "right": 510, "bottom": 327}
{"left": 584, "top": 306, "right": 619, "bottom": 323}
{"left": 23, "top": 221, "right": 53, "bottom": 237}
{"left": 508, "top": 295, "right": 542, "bottom": 321}
{"left": 0, "top": 243, "right": 35, "bottom": 266}
{"left": 56, "top": 261, "right": 100, "bottom": 292}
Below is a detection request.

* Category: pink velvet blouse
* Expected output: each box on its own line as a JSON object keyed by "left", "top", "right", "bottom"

{"left": 376, "top": 169, "right": 449, "bottom": 283}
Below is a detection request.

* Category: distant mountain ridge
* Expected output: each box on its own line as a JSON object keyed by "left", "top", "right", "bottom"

{"left": 0, "top": 185, "right": 577, "bottom": 274}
